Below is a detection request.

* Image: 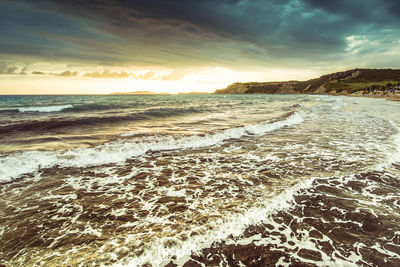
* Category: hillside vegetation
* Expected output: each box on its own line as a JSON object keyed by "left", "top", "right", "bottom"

{"left": 214, "top": 69, "right": 400, "bottom": 95}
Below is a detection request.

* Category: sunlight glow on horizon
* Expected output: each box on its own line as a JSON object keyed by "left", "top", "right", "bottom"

{"left": 0, "top": 67, "right": 318, "bottom": 95}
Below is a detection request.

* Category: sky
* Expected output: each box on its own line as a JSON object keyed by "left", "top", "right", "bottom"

{"left": 1, "top": 0, "right": 400, "bottom": 94}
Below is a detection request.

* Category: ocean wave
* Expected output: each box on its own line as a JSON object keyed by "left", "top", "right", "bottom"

{"left": 0, "top": 112, "right": 304, "bottom": 183}
{"left": 0, "top": 108, "right": 19, "bottom": 114}
{"left": 0, "top": 103, "right": 132, "bottom": 114}
{"left": 0, "top": 107, "right": 203, "bottom": 134}
{"left": 62, "top": 103, "right": 134, "bottom": 113}
{"left": 18, "top": 105, "right": 74, "bottom": 113}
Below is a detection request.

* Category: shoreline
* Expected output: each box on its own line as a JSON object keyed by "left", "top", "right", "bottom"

{"left": 345, "top": 94, "right": 400, "bottom": 102}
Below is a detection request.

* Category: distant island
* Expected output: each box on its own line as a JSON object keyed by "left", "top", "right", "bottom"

{"left": 111, "top": 91, "right": 211, "bottom": 95}
{"left": 111, "top": 91, "right": 171, "bottom": 95}
{"left": 177, "top": 92, "right": 210, "bottom": 95}
{"left": 214, "top": 69, "right": 400, "bottom": 98}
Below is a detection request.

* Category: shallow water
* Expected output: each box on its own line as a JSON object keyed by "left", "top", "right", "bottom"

{"left": 0, "top": 95, "right": 399, "bottom": 266}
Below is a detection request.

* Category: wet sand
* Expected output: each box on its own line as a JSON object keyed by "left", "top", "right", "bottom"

{"left": 174, "top": 168, "right": 400, "bottom": 266}
{"left": 348, "top": 94, "right": 400, "bottom": 102}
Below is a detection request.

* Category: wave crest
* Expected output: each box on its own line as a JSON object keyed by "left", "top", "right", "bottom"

{"left": 0, "top": 112, "right": 304, "bottom": 183}
{"left": 0, "top": 107, "right": 203, "bottom": 134}
{"left": 18, "top": 105, "right": 74, "bottom": 113}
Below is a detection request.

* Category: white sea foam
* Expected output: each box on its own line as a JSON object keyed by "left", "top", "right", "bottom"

{"left": 0, "top": 112, "right": 304, "bottom": 183}
{"left": 0, "top": 151, "right": 57, "bottom": 183}
{"left": 389, "top": 125, "right": 400, "bottom": 163}
{"left": 18, "top": 104, "right": 73, "bottom": 112}
{"left": 120, "top": 132, "right": 136, "bottom": 137}
{"left": 377, "top": 122, "right": 400, "bottom": 170}
{"left": 115, "top": 177, "right": 317, "bottom": 267}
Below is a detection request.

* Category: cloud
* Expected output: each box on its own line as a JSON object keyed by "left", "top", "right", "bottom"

{"left": 23, "top": 1, "right": 399, "bottom": 60}
{"left": 1, "top": 0, "right": 400, "bottom": 70}
{"left": 132, "top": 71, "right": 175, "bottom": 80}
{"left": 19, "top": 66, "right": 28, "bottom": 75}
{"left": 6, "top": 66, "right": 18, "bottom": 74}
{"left": 0, "top": 62, "right": 22, "bottom": 74}
{"left": 82, "top": 69, "right": 185, "bottom": 80}
{"left": 0, "top": 0, "right": 125, "bottom": 65}
{"left": 141, "top": 71, "right": 157, "bottom": 80}
{"left": 7, "top": 66, "right": 19, "bottom": 74}
{"left": 83, "top": 70, "right": 131, "bottom": 78}
{"left": 32, "top": 71, "right": 45, "bottom": 75}
{"left": 55, "top": 70, "right": 78, "bottom": 77}
{"left": 160, "top": 71, "right": 186, "bottom": 81}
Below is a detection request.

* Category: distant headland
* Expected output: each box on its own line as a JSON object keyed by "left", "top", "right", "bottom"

{"left": 214, "top": 69, "right": 400, "bottom": 99}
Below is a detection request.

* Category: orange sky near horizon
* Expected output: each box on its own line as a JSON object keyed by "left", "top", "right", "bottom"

{"left": 0, "top": 67, "right": 321, "bottom": 95}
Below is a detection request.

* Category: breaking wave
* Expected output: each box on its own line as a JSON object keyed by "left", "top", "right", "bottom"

{"left": 18, "top": 104, "right": 74, "bottom": 113}
{"left": 0, "top": 112, "right": 304, "bottom": 183}
{"left": 0, "top": 107, "right": 204, "bottom": 134}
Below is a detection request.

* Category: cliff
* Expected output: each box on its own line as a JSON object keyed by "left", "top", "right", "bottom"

{"left": 214, "top": 69, "right": 400, "bottom": 95}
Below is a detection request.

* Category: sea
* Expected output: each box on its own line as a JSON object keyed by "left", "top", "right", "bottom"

{"left": 0, "top": 94, "right": 399, "bottom": 266}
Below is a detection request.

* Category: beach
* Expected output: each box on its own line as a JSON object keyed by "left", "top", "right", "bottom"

{"left": 0, "top": 94, "right": 399, "bottom": 266}
{"left": 349, "top": 93, "right": 400, "bottom": 102}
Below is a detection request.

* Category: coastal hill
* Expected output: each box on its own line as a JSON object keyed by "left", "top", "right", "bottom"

{"left": 214, "top": 69, "right": 400, "bottom": 95}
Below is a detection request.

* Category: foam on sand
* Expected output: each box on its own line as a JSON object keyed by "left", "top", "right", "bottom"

{"left": 115, "top": 177, "right": 317, "bottom": 267}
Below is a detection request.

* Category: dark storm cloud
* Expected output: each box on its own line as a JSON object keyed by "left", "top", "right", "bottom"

{"left": 32, "top": 1, "right": 400, "bottom": 38}
{"left": 303, "top": 0, "right": 400, "bottom": 18}
{"left": 3, "top": 0, "right": 400, "bottom": 69}
{"left": 0, "top": 0, "right": 127, "bottom": 65}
